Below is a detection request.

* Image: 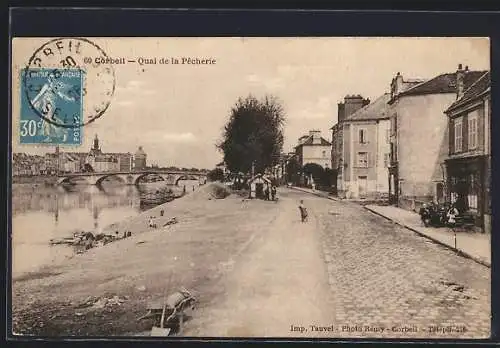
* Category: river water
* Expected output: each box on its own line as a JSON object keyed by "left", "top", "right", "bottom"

{"left": 11, "top": 180, "right": 200, "bottom": 276}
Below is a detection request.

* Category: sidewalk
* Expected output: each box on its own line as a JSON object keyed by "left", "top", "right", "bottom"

{"left": 364, "top": 204, "right": 491, "bottom": 268}
{"left": 290, "top": 186, "right": 338, "bottom": 201}
{"left": 290, "top": 186, "right": 490, "bottom": 268}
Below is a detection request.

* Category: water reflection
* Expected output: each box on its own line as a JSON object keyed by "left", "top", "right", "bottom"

{"left": 11, "top": 180, "right": 192, "bottom": 276}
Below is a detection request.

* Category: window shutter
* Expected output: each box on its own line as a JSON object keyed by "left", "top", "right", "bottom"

{"left": 449, "top": 119, "right": 455, "bottom": 154}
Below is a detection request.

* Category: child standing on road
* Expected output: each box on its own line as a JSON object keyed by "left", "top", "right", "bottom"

{"left": 298, "top": 200, "right": 308, "bottom": 222}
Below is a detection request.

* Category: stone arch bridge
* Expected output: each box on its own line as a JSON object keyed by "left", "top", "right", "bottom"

{"left": 57, "top": 170, "right": 207, "bottom": 186}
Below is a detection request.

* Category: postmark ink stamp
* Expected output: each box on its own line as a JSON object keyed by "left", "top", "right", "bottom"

{"left": 20, "top": 68, "right": 83, "bottom": 145}
{"left": 22, "top": 38, "right": 116, "bottom": 129}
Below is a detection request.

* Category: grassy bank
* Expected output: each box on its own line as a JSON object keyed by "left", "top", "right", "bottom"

{"left": 12, "top": 183, "right": 280, "bottom": 336}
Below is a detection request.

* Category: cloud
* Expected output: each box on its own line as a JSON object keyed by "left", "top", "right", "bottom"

{"left": 162, "top": 132, "right": 197, "bottom": 143}
{"left": 115, "top": 79, "right": 156, "bottom": 97}
{"left": 288, "top": 96, "right": 333, "bottom": 120}
{"left": 245, "top": 74, "right": 284, "bottom": 91}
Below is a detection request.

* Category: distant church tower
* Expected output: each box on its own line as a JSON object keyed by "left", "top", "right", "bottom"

{"left": 134, "top": 146, "right": 147, "bottom": 170}
{"left": 90, "top": 134, "right": 102, "bottom": 156}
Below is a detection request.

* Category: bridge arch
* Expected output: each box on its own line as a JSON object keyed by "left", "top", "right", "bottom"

{"left": 175, "top": 174, "right": 199, "bottom": 186}
{"left": 57, "top": 176, "right": 91, "bottom": 185}
{"left": 133, "top": 173, "right": 169, "bottom": 186}
{"left": 94, "top": 174, "right": 126, "bottom": 186}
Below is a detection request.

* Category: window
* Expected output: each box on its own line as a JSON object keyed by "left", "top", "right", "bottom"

{"left": 359, "top": 129, "right": 367, "bottom": 144}
{"left": 357, "top": 152, "right": 368, "bottom": 167}
{"left": 468, "top": 114, "right": 478, "bottom": 149}
{"left": 454, "top": 118, "right": 463, "bottom": 152}
{"left": 322, "top": 150, "right": 327, "bottom": 158}
{"left": 384, "top": 153, "right": 390, "bottom": 168}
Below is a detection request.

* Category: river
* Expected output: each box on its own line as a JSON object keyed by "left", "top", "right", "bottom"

{"left": 11, "top": 179, "right": 200, "bottom": 276}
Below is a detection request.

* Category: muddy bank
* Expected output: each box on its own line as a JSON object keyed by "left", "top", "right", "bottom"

{"left": 12, "top": 183, "right": 279, "bottom": 336}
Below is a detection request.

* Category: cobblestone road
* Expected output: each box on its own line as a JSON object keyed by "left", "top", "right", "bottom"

{"left": 302, "top": 191, "right": 490, "bottom": 339}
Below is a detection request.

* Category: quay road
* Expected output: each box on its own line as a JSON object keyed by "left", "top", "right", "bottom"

{"left": 186, "top": 188, "right": 490, "bottom": 339}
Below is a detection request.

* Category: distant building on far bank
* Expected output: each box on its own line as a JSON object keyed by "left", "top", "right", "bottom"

{"left": 85, "top": 134, "right": 119, "bottom": 172}
{"left": 134, "top": 146, "right": 147, "bottom": 170}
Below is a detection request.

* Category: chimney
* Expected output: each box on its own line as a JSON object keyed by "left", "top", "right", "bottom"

{"left": 343, "top": 94, "right": 370, "bottom": 118}
{"left": 309, "top": 130, "right": 321, "bottom": 144}
{"left": 391, "top": 72, "right": 405, "bottom": 98}
{"left": 456, "top": 63, "right": 466, "bottom": 99}
{"left": 337, "top": 102, "right": 346, "bottom": 123}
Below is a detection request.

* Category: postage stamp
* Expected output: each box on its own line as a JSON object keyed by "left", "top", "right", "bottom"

{"left": 20, "top": 68, "right": 83, "bottom": 145}
{"left": 10, "top": 36, "right": 491, "bottom": 340}
{"left": 22, "top": 38, "right": 116, "bottom": 128}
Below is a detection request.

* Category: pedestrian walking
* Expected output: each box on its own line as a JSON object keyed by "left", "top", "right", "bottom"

{"left": 298, "top": 200, "right": 308, "bottom": 222}
{"left": 149, "top": 216, "right": 157, "bottom": 228}
{"left": 271, "top": 185, "right": 277, "bottom": 201}
{"left": 264, "top": 186, "right": 270, "bottom": 201}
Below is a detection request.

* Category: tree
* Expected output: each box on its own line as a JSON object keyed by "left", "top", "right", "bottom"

{"left": 285, "top": 157, "right": 300, "bottom": 184}
{"left": 303, "top": 163, "right": 325, "bottom": 185}
{"left": 207, "top": 168, "right": 225, "bottom": 182}
{"left": 217, "top": 95, "right": 285, "bottom": 175}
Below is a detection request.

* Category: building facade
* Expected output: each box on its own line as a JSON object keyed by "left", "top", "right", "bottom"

{"left": 387, "top": 66, "right": 486, "bottom": 211}
{"left": 445, "top": 71, "right": 490, "bottom": 233}
{"left": 331, "top": 95, "right": 370, "bottom": 193}
{"left": 85, "top": 134, "right": 124, "bottom": 172}
{"left": 340, "top": 93, "right": 392, "bottom": 199}
{"left": 134, "top": 146, "right": 147, "bottom": 170}
{"left": 295, "top": 130, "right": 332, "bottom": 169}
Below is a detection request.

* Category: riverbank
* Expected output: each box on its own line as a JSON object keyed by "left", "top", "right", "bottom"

{"left": 12, "top": 175, "right": 58, "bottom": 185}
{"left": 12, "top": 183, "right": 279, "bottom": 336}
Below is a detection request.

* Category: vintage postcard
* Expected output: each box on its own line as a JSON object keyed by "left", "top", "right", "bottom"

{"left": 10, "top": 37, "right": 491, "bottom": 338}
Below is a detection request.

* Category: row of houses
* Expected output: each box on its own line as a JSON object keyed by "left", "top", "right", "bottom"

{"left": 331, "top": 64, "right": 490, "bottom": 233}
{"left": 288, "top": 64, "right": 490, "bottom": 234}
{"left": 13, "top": 135, "right": 148, "bottom": 176}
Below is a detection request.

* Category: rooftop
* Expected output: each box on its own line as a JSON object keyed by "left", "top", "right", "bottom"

{"left": 398, "top": 70, "right": 487, "bottom": 97}
{"left": 446, "top": 71, "right": 490, "bottom": 113}
{"left": 344, "top": 93, "right": 391, "bottom": 122}
{"left": 296, "top": 135, "right": 331, "bottom": 147}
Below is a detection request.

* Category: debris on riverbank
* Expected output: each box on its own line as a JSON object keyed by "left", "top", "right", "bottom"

{"left": 12, "top": 182, "right": 280, "bottom": 336}
{"left": 49, "top": 230, "right": 133, "bottom": 253}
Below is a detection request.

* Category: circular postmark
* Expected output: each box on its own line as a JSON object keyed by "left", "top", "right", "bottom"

{"left": 23, "top": 37, "right": 116, "bottom": 128}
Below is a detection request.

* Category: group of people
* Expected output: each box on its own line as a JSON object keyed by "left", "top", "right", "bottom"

{"left": 264, "top": 185, "right": 278, "bottom": 201}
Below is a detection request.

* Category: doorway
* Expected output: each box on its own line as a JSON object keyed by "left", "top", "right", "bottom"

{"left": 256, "top": 183, "right": 264, "bottom": 199}
{"left": 358, "top": 176, "right": 367, "bottom": 198}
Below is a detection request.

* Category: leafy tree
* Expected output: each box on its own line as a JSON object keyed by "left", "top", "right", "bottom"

{"left": 207, "top": 168, "right": 224, "bottom": 182}
{"left": 285, "top": 156, "right": 300, "bottom": 184}
{"left": 303, "top": 163, "right": 325, "bottom": 184}
{"left": 217, "top": 95, "right": 285, "bottom": 175}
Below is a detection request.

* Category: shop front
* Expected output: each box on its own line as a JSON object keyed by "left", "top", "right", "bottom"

{"left": 445, "top": 155, "right": 489, "bottom": 232}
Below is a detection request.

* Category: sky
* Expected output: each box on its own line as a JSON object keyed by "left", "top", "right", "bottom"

{"left": 12, "top": 37, "right": 490, "bottom": 169}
